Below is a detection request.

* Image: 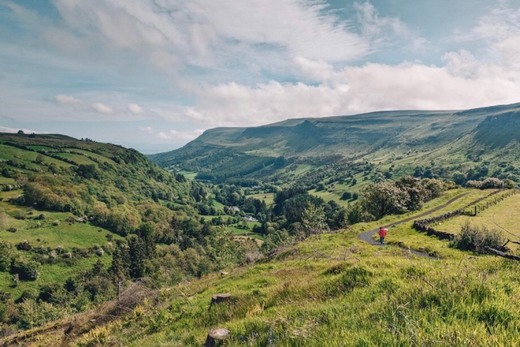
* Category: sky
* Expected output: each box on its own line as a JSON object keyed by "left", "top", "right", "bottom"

{"left": 1, "top": 0, "right": 520, "bottom": 153}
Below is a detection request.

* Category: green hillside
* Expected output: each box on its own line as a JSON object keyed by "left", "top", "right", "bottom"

{"left": 1, "top": 129, "right": 520, "bottom": 346}
{"left": 3, "top": 188, "right": 518, "bottom": 346}
{"left": 0, "top": 132, "right": 259, "bottom": 335}
{"left": 150, "top": 103, "right": 520, "bottom": 186}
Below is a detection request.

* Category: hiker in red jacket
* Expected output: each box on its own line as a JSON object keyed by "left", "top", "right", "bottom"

{"left": 378, "top": 226, "right": 388, "bottom": 245}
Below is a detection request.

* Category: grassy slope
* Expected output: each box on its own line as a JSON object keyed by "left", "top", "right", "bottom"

{"left": 14, "top": 189, "right": 519, "bottom": 346}
{"left": 434, "top": 193, "right": 520, "bottom": 251}
{"left": 0, "top": 192, "right": 120, "bottom": 248}
{"left": 0, "top": 133, "right": 192, "bottom": 299}
{"left": 151, "top": 103, "right": 520, "bottom": 189}
{"left": 0, "top": 188, "right": 120, "bottom": 298}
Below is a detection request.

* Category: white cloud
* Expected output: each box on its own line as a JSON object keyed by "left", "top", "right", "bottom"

{"left": 140, "top": 126, "right": 153, "bottom": 134}
{"left": 184, "top": 81, "right": 350, "bottom": 127}
{"left": 293, "top": 56, "right": 335, "bottom": 82}
{"left": 47, "top": 0, "right": 369, "bottom": 76}
{"left": 54, "top": 94, "right": 83, "bottom": 108}
{"left": 158, "top": 129, "right": 205, "bottom": 141}
{"left": 181, "top": 58, "right": 520, "bottom": 127}
{"left": 354, "top": 1, "right": 427, "bottom": 52}
{"left": 91, "top": 103, "right": 114, "bottom": 115}
{"left": 461, "top": 4, "right": 520, "bottom": 42}
{"left": 454, "top": 3, "right": 520, "bottom": 69}
{"left": 52, "top": 94, "right": 152, "bottom": 120}
{"left": 128, "top": 103, "right": 144, "bottom": 114}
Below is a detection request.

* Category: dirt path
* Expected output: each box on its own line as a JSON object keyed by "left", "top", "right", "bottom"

{"left": 358, "top": 192, "right": 470, "bottom": 256}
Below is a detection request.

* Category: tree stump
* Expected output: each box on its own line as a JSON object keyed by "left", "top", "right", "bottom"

{"left": 204, "top": 328, "right": 229, "bottom": 347}
{"left": 209, "top": 293, "right": 232, "bottom": 309}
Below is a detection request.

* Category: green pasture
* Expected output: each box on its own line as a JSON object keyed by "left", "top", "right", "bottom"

{"left": 246, "top": 193, "right": 274, "bottom": 206}
{"left": 226, "top": 222, "right": 261, "bottom": 237}
{"left": 26, "top": 145, "right": 55, "bottom": 151}
{"left": 0, "top": 177, "right": 16, "bottom": 185}
{"left": 0, "top": 194, "right": 120, "bottom": 248}
{"left": 419, "top": 188, "right": 498, "bottom": 217}
{"left": 0, "top": 219, "right": 116, "bottom": 249}
{"left": 0, "top": 256, "right": 111, "bottom": 298}
{"left": 434, "top": 193, "right": 520, "bottom": 250}
{"left": 209, "top": 199, "right": 226, "bottom": 212}
{"left": 67, "top": 149, "right": 118, "bottom": 165}
{"left": 310, "top": 189, "right": 343, "bottom": 204}
{"left": 178, "top": 171, "right": 197, "bottom": 180}
{"left": 96, "top": 220, "right": 520, "bottom": 347}
{"left": 55, "top": 152, "right": 98, "bottom": 166}
{"left": 0, "top": 144, "right": 72, "bottom": 169}
{"left": 0, "top": 144, "right": 31, "bottom": 160}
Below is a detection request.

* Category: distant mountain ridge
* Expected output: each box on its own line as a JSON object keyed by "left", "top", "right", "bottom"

{"left": 149, "top": 103, "right": 520, "bottom": 184}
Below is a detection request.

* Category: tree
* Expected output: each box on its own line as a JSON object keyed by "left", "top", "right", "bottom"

{"left": 395, "top": 176, "right": 427, "bottom": 211}
{"left": 76, "top": 164, "right": 98, "bottom": 179}
{"left": 324, "top": 200, "right": 348, "bottom": 229}
{"left": 301, "top": 203, "right": 328, "bottom": 235}
{"left": 127, "top": 235, "right": 146, "bottom": 279}
{"left": 341, "top": 192, "right": 352, "bottom": 200}
{"left": 361, "top": 182, "right": 408, "bottom": 220}
{"left": 346, "top": 202, "right": 368, "bottom": 224}
{"left": 110, "top": 242, "right": 129, "bottom": 296}
{"left": 282, "top": 193, "right": 324, "bottom": 225}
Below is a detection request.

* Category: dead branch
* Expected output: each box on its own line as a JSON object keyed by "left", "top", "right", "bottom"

{"left": 484, "top": 247, "right": 520, "bottom": 261}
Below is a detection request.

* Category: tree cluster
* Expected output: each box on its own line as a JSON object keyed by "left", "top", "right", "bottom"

{"left": 359, "top": 177, "right": 447, "bottom": 220}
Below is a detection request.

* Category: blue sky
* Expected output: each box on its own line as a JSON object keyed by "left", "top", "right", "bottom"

{"left": 1, "top": 0, "right": 520, "bottom": 153}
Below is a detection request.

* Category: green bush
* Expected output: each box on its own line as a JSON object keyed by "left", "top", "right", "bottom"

{"left": 450, "top": 222, "right": 505, "bottom": 253}
{"left": 10, "top": 260, "right": 40, "bottom": 281}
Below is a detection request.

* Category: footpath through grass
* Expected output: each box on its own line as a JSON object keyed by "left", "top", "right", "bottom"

{"left": 71, "top": 230, "right": 519, "bottom": 347}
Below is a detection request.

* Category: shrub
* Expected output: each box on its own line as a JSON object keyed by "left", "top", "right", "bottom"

{"left": 16, "top": 240, "right": 32, "bottom": 251}
{"left": 450, "top": 222, "right": 505, "bottom": 253}
{"left": 10, "top": 260, "right": 40, "bottom": 281}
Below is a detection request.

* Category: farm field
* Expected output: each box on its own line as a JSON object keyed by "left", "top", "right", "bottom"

{"left": 246, "top": 193, "right": 275, "bottom": 206}
{"left": 435, "top": 192, "right": 520, "bottom": 251}
{"left": 0, "top": 191, "right": 120, "bottom": 249}
{"left": 0, "top": 256, "right": 111, "bottom": 298}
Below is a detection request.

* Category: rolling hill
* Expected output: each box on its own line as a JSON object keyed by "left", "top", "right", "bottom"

{"left": 150, "top": 103, "right": 520, "bottom": 185}
{"left": 3, "top": 188, "right": 519, "bottom": 346}
{"left": 0, "top": 132, "right": 198, "bottom": 317}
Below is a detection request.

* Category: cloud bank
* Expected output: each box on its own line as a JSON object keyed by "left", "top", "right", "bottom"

{"left": 1, "top": 0, "right": 519, "bottom": 150}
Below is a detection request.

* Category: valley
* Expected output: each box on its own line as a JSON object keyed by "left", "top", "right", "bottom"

{"left": 0, "top": 104, "right": 519, "bottom": 346}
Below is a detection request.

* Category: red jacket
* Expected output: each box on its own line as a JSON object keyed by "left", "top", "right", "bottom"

{"left": 378, "top": 228, "right": 388, "bottom": 237}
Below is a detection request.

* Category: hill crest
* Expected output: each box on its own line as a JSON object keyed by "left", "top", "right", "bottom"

{"left": 150, "top": 102, "right": 520, "bottom": 184}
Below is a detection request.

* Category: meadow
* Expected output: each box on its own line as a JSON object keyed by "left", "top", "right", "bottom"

{"left": 74, "top": 225, "right": 520, "bottom": 346}
{"left": 9, "top": 189, "right": 519, "bottom": 346}
{"left": 435, "top": 192, "right": 520, "bottom": 251}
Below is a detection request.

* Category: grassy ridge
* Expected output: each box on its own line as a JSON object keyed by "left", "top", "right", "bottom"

{"left": 0, "top": 132, "right": 195, "bottom": 299}
{"left": 150, "top": 103, "right": 520, "bottom": 188}
{"left": 75, "top": 227, "right": 520, "bottom": 346}
{"left": 11, "top": 190, "right": 519, "bottom": 346}
{"left": 435, "top": 193, "right": 520, "bottom": 251}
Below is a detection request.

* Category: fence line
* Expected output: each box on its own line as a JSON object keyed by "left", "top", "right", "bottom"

{"left": 412, "top": 189, "right": 519, "bottom": 242}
